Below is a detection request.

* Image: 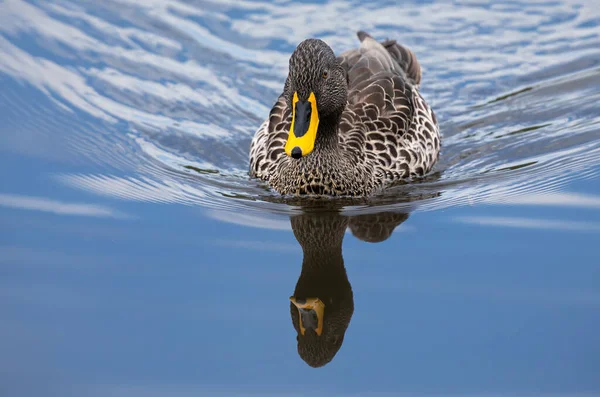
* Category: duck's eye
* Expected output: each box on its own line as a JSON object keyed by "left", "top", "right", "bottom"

{"left": 322, "top": 70, "right": 328, "bottom": 79}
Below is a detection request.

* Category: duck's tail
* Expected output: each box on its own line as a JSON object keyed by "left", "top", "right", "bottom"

{"left": 357, "top": 31, "right": 422, "bottom": 86}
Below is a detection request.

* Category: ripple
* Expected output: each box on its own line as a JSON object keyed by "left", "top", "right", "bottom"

{"left": 1, "top": 0, "right": 600, "bottom": 218}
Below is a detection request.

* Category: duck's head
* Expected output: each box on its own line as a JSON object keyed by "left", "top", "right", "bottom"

{"left": 284, "top": 38, "right": 348, "bottom": 159}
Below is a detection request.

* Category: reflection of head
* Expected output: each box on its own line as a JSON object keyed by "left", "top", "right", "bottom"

{"left": 289, "top": 211, "right": 408, "bottom": 367}
{"left": 290, "top": 294, "right": 352, "bottom": 367}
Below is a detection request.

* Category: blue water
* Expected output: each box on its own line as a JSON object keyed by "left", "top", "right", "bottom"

{"left": 1, "top": 0, "right": 600, "bottom": 396}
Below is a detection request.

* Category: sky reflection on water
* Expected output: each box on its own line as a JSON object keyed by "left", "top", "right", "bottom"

{"left": 1, "top": 0, "right": 600, "bottom": 395}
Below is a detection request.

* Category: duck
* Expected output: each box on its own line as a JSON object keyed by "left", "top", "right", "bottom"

{"left": 249, "top": 31, "right": 440, "bottom": 197}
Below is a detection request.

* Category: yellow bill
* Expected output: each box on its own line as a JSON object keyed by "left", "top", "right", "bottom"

{"left": 290, "top": 296, "right": 325, "bottom": 336}
{"left": 285, "top": 92, "right": 320, "bottom": 159}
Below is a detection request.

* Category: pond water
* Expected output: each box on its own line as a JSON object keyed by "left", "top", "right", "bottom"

{"left": 1, "top": 0, "right": 600, "bottom": 395}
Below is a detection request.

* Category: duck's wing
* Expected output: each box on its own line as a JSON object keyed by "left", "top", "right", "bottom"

{"left": 340, "top": 31, "right": 421, "bottom": 87}
{"left": 337, "top": 31, "right": 439, "bottom": 181}
{"left": 249, "top": 92, "right": 291, "bottom": 180}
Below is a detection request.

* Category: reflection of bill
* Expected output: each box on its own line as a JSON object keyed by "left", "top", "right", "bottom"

{"left": 288, "top": 211, "right": 409, "bottom": 367}
{"left": 290, "top": 297, "right": 325, "bottom": 336}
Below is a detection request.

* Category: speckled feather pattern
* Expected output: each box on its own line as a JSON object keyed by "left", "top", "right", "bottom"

{"left": 249, "top": 31, "right": 440, "bottom": 196}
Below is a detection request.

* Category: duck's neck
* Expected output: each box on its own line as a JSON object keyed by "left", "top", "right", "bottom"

{"left": 314, "top": 113, "right": 341, "bottom": 154}
{"left": 273, "top": 109, "right": 373, "bottom": 196}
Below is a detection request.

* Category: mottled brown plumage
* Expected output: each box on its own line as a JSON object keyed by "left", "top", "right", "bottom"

{"left": 250, "top": 31, "right": 440, "bottom": 196}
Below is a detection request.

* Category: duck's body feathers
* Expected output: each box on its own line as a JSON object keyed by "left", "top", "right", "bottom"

{"left": 249, "top": 31, "right": 440, "bottom": 196}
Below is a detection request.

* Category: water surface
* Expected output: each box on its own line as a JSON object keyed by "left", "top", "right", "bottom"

{"left": 1, "top": 0, "right": 600, "bottom": 396}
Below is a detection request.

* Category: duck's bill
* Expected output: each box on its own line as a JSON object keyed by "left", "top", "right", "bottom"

{"left": 290, "top": 296, "right": 325, "bottom": 336}
{"left": 285, "top": 91, "right": 320, "bottom": 159}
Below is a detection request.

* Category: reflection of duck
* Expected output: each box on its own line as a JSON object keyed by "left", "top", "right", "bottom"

{"left": 250, "top": 31, "right": 440, "bottom": 196}
{"left": 289, "top": 210, "right": 409, "bottom": 367}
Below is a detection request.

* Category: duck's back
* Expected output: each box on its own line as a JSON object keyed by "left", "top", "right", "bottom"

{"left": 337, "top": 31, "right": 440, "bottom": 183}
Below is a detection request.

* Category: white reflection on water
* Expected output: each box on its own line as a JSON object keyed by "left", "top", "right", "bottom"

{"left": 0, "top": 193, "right": 129, "bottom": 218}
{"left": 0, "top": 0, "right": 271, "bottom": 136}
{"left": 483, "top": 192, "right": 600, "bottom": 209}
{"left": 206, "top": 210, "right": 292, "bottom": 231}
{"left": 0, "top": 35, "right": 231, "bottom": 138}
{"left": 57, "top": 174, "right": 209, "bottom": 205}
